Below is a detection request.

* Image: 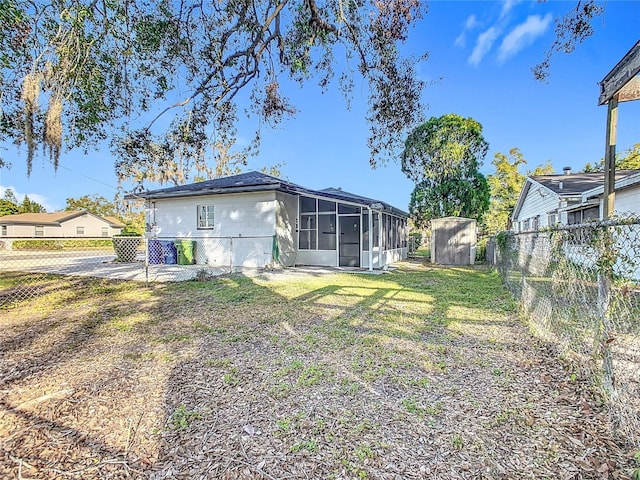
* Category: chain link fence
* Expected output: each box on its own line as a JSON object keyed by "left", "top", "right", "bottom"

{"left": 494, "top": 217, "right": 640, "bottom": 446}
{"left": 0, "top": 235, "right": 276, "bottom": 307}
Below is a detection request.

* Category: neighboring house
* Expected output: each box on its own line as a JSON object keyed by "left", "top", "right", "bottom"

{"left": 564, "top": 170, "right": 640, "bottom": 220}
{"left": 129, "top": 171, "right": 409, "bottom": 269}
{"left": 511, "top": 168, "right": 640, "bottom": 232}
{"left": 0, "top": 211, "right": 125, "bottom": 238}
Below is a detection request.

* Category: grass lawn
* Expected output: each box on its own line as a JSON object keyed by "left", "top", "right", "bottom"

{"left": 0, "top": 260, "right": 633, "bottom": 479}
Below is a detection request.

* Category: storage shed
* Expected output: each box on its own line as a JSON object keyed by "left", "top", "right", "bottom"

{"left": 431, "top": 217, "right": 477, "bottom": 265}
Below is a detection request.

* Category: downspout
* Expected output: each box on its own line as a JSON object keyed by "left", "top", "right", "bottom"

{"left": 367, "top": 206, "right": 373, "bottom": 271}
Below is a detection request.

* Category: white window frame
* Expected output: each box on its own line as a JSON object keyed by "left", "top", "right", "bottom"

{"left": 76, "top": 226, "right": 85, "bottom": 236}
{"left": 101, "top": 226, "right": 109, "bottom": 237}
{"left": 197, "top": 205, "right": 215, "bottom": 229}
{"left": 35, "top": 225, "right": 44, "bottom": 237}
{"left": 1, "top": 225, "right": 6, "bottom": 236}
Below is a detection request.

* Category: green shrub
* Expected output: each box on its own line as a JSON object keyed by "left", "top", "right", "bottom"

{"left": 409, "top": 232, "right": 422, "bottom": 251}
{"left": 475, "top": 237, "right": 488, "bottom": 263}
{"left": 12, "top": 240, "right": 64, "bottom": 250}
{"left": 11, "top": 239, "right": 113, "bottom": 251}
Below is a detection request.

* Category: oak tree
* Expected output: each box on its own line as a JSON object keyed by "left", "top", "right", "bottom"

{"left": 401, "top": 114, "right": 490, "bottom": 228}
{"left": 485, "top": 148, "right": 553, "bottom": 234}
{"left": 1, "top": 0, "right": 426, "bottom": 185}
{"left": 65, "top": 194, "right": 119, "bottom": 217}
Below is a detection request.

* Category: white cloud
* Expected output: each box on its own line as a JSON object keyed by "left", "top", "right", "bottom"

{"left": 0, "top": 185, "right": 59, "bottom": 212}
{"left": 498, "top": 13, "right": 552, "bottom": 62}
{"left": 468, "top": 26, "right": 501, "bottom": 66}
{"left": 465, "top": 14, "right": 479, "bottom": 29}
{"left": 454, "top": 15, "right": 479, "bottom": 48}
{"left": 501, "top": 0, "right": 521, "bottom": 19}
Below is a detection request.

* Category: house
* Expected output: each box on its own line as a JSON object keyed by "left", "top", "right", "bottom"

{"left": 0, "top": 211, "right": 126, "bottom": 238}
{"left": 511, "top": 168, "right": 640, "bottom": 232}
{"left": 129, "top": 171, "right": 409, "bottom": 270}
{"left": 564, "top": 170, "right": 640, "bottom": 221}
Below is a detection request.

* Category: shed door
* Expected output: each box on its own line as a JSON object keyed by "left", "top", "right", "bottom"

{"left": 433, "top": 220, "right": 472, "bottom": 265}
{"left": 339, "top": 216, "right": 360, "bottom": 267}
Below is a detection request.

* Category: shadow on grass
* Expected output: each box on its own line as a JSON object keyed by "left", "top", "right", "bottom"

{"left": 0, "top": 262, "right": 530, "bottom": 478}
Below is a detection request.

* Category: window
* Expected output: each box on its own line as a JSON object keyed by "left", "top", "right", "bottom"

{"left": 299, "top": 196, "right": 337, "bottom": 250}
{"left": 1, "top": 225, "right": 6, "bottom": 236}
{"left": 197, "top": 205, "right": 215, "bottom": 229}
{"left": 532, "top": 216, "right": 540, "bottom": 231}
{"left": 547, "top": 212, "right": 558, "bottom": 226}
{"left": 101, "top": 227, "right": 109, "bottom": 237}
{"left": 567, "top": 206, "right": 599, "bottom": 225}
{"left": 35, "top": 225, "right": 44, "bottom": 237}
{"left": 76, "top": 226, "right": 85, "bottom": 236}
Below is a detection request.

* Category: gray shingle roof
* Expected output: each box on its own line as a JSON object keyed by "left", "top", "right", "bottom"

{"left": 532, "top": 170, "right": 640, "bottom": 195}
{"left": 128, "top": 171, "right": 408, "bottom": 216}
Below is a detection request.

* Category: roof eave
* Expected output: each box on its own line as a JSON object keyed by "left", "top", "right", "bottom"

{"left": 127, "top": 183, "right": 281, "bottom": 200}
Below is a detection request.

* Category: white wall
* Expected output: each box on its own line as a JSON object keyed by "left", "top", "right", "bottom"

{"left": 151, "top": 191, "right": 277, "bottom": 268}
{"left": 613, "top": 187, "right": 640, "bottom": 216}
{"left": 275, "top": 192, "right": 298, "bottom": 267}
{"left": 296, "top": 249, "right": 338, "bottom": 267}
{"left": 515, "top": 183, "right": 560, "bottom": 229}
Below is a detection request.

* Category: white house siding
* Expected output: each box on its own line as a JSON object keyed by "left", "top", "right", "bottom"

{"left": 515, "top": 183, "right": 560, "bottom": 230}
{"left": 275, "top": 192, "right": 298, "bottom": 267}
{"left": 613, "top": 188, "right": 640, "bottom": 216}
{"left": 151, "top": 191, "right": 277, "bottom": 268}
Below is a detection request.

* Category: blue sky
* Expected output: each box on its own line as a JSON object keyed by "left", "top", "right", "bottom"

{"left": 1, "top": 0, "right": 639, "bottom": 213}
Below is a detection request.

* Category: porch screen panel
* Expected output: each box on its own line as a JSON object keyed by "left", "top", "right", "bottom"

{"left": 299, "top": 207, "right": 317, "bottom": 250}
{"left": 318, "top": 214, "right": 336, "bottom": 250}
{"left": 300, "top": 196, "right": 337, "bottom": 250}
{"left": 373, "top": 214, "right": 379, "bottom": 248}
{"left": 402, "top": 219, "right": 407, "bottom": 247}
{"left": 363, "top": 213, "right": 369, "bottom": 251}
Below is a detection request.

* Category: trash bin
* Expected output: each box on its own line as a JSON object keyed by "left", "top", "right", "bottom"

{"left": 160, "top": 240, "right": 177, "bottom": 264}
{"left": 174, "top": 240, "right": 196, "bottom": 265}
{"left": 148, "top": 239, "right": 163, "bottom": 264}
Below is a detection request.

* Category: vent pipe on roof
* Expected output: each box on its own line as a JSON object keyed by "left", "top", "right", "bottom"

{"left": 563, "top": 166, "right": 572, "bottom": 175}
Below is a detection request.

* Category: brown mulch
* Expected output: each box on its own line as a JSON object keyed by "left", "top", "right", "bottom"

{"left": 0, "top": 268, "right": 637, "bottom": 479}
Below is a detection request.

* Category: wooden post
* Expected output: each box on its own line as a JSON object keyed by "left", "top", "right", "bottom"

{"left": 603, "top": 96, "right": 618, "bottom": 219}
